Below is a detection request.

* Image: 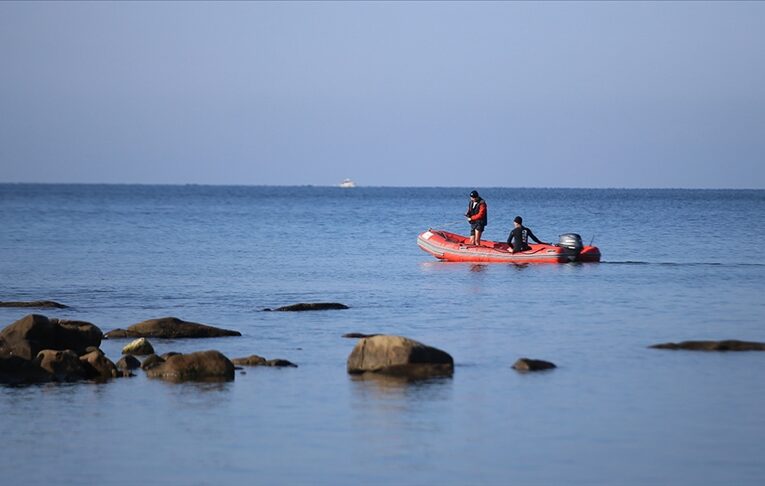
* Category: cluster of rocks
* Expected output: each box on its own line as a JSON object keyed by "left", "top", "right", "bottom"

{"left": 0, "top": 314, "right": 120, "bottom": 384}
{"left": 4, "top": 300, "right": 763, "bottom": 386}
{"left": 0, "top": 314, "right": 297, "bottom": 385}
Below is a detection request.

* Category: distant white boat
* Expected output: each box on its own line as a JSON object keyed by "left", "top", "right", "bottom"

{"left": 339, "top": 178, "right": 356, "bottom": 188}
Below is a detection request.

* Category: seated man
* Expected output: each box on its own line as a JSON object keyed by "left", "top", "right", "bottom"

{"left": 507, "top": 216, "right": 549, "bottom": 253}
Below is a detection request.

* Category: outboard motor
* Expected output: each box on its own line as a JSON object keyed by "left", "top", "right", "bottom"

{"left": 558, "top": 233, "right": 584, "bottom": 254}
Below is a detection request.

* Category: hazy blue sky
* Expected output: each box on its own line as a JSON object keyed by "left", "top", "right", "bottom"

{"left": 1, "top": 1, "right": 763, "bottom": 188}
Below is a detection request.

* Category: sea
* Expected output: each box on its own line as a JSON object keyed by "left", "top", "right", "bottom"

{"left": 1, "top": 184, "right": 764, "bottom": 485}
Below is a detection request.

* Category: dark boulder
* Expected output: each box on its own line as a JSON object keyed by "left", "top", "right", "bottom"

{"left": 141, "top": 354, "right": 165, "bottom": 370}
{"left": 0, "top": 314, "right": 102, "bottom": 359}
{"left": 37, "top": 349, "right": 88, "bottom": 382}
{"left": 116, "top": 354, "right": 141, "bottom": 371}
{"left": 232, "top": 355, "right": 267, "bottom": 366}
{"left": 231, "top": 355, "right": 297, "bottom": 367}
{"left": 51, "top": 318, "right": 103, "bottom": 354}
{"left": 0, "top": 300, "right": 68, "bottom": 309}
{"left": 650, "top": 340, "right": 765, "bottom": 351}
{"left": 79, "top": 349, "right": 118, "bottom": 380}
{"left": 125, "top": 317, "right": 241, "bottom": 338}
{"left": 103, "top": 328, "right": 140, "bottom": 339}
{"left": 342, "top": 332, "right": 379, "bottom": 339}
{"left": 347, "top": 335, "right": 453, "bottom": 378}
{"left": 266, "top": 359, "right": 298, "bottom": 368}
{"left": 0, "top": 355, "right": 53, "bottom": 384}
{"left": 512, "top": 358, "right": 557, "bottom": 372}
{"left": 145, "top": 350, "right": 235, "bottom": 382}
{"left": 122, "top": 338, "right": 155, "bottom": 355}
{"left": 271, "top": 303, "right": 349, "bottom": 312}
{"left": 0, "top": 314, "right": 55, "bottom": 360}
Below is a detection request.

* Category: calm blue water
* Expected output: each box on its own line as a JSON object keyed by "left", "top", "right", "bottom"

{"left": 1, "top": 184, "right": 764, "bottom": 485}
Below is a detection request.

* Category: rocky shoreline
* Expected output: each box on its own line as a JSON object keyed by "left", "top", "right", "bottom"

{"left": 2, "top": 299, "right": 764, "bottom": 386}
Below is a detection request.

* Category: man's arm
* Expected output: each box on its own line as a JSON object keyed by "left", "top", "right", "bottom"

{"left": 527, "top": 228, "right": 544, "bottom": 244}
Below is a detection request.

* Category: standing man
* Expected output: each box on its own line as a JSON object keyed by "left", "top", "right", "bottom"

{"left": 507, "top": 216, "right": 549, "bottom": 253}
{"left": 465, "top": 190, "right": 488, "bottom": 246}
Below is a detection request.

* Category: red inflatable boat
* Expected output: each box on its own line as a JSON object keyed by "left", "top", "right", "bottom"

{"left": 417, "top": 229, "right": 601, "bottom": 264}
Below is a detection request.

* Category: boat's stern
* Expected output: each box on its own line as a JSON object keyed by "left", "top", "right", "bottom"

{"left": 577, "top": 245, "right": 601, "bottom": 262}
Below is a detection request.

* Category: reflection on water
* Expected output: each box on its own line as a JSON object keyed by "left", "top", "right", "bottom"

{"left": 349, "top": 372, "right": 453, "bottom": 400}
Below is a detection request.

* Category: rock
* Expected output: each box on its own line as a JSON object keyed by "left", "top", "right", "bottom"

{"left": 650, "top": 340, "right": 765, "bottom": 351}
{"left": 342, "top": 332, "right": 379, "bottom": 339}
{"left": 37, "top": 349, "right": 88, "bottom": 382}
{"left": 141, "top": 354, "right": 165, "bottom": 370}
{"left": 0, "top": 355, "right": 52, "bottom": 384}
{"left": 0, "top": 314, "right": 55, "bottom": 360}
{"left": 116, "top": 354, "right": 141, "bottom": 371}
{"left": 122, "top": 338, "right": 154, "bottom": 355}
{"left": 272, "top": 303, "right": 349, "bottom": 312}
{"left": 512, "top": 358, "right": 557, "bottom": 372}
{"left": 0, "top": 338, "right": 36, "bottom": 361}
{"left": 347, "top": 335, "right": 453, "bottom": 378}
{"left": 103, "top": 328, "right": 140, "bottom": 339}
{"left": 232, "top": 355, "right": 267, "bottom": 366}
{"left": 0, "top": 314, "right": 101, "bottom": 359}
{"left": 0, "top": 300, "right": 68, "bottom": 308}
{"left": 145, "top": 350, "right": 235, "bottom": 382}
{"left": 125, "top": 317, "right": 241, "bottom": 338}
{"left": 50, "top": 318, "right": 103, "bottom": 354}
{"left": 231, "top": 355, "right": 297, "bottom": 367}
{"left": 266, "top": 359, "right": 297, "bottom": 368}
{"left": 79, "top": 349, "right": 118, "bottom": 380}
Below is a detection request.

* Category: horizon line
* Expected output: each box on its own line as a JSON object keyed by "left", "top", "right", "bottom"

{"left": 0, "top": 182, "right": 763, "bottom": 191}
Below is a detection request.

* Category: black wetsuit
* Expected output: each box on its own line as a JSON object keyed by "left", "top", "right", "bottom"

{"left": 507, "top": 225, "right": 543, "bottom": 252}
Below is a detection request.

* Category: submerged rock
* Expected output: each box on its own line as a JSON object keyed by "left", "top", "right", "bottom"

{"left": 79, "top": 349, "right": 119, "bottom": 380}
{"left": 116, "top": 354, "right": 141, "bottom": 371}
{"left": 37, "top": 349, "right": 88, "bottom": 382}
{"left": 0, "top": 300, "right": 68, "bottom": 309}
{"left": 103, "top": 328, "right": 139, "bottom": 339}
{"left": 512, "top": 358, "right": 557, "bottom": 372}
{"left": 266, "top": 359, "right": 297, "bottom": 368}
{"left": 347, "top": 335, "right": 453, "bottom": 378}
{"left": 650, "top": 340, "right": 765, "bottom": 351}
{"left": 125, "top": 317, "right": 241, "bottom": 338}
{"left": 122, "top": 338, "right": 154, "bottom": 356}
{"left": 141, "top": 354, "right": 165, "bottom": 370}
{"left": 342, "top": 333, "right": 379, "bottom": 339}
{"left": 0, "top": 355, "right": 53, "bottom": 384}
{"left": 231, "top": 355, "right": 297, "bottom": 367}
{"left": 145, "top": 350, "right": 235, "bottom": 382}
{"left": 232, "top": 355, "right": 267, "bottom": 366}
{"left": 270, "top": 303, "right": 349, "bottom": 312}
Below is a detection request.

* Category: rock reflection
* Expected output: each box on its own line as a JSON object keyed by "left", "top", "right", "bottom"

{"left": 349, "top": 372, "right": 453, "bottom": 398}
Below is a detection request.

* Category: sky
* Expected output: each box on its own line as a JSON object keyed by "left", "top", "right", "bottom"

{"left": 0, "top": 1, "right": 763, "bottom": 188}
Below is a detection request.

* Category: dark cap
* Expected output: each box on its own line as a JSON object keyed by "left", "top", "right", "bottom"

{"left": 469, "top": 190, "right": 479, "bottom": 198}
{"left": 514, "top": 216, "right": 523, "bottom": 224}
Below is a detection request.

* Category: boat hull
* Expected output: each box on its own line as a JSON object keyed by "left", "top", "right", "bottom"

{"left": 417, "top": 230, "right": 601, "bottom": 264}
